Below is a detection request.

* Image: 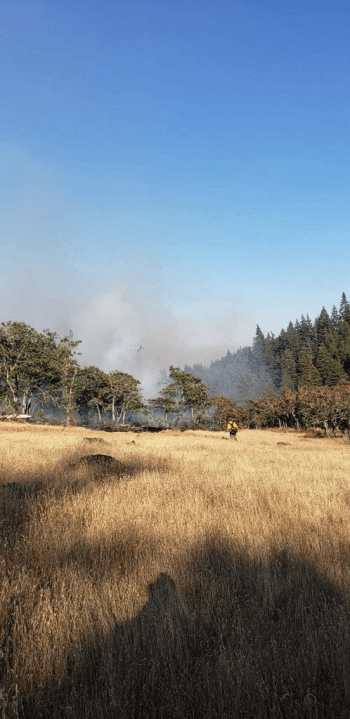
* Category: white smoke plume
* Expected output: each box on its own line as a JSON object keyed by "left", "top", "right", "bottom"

{"left": 0, "top": 144, "right": 247, "bottom": 399}
{"left": 72, "top": 288, "right": 242, "bottom": 398}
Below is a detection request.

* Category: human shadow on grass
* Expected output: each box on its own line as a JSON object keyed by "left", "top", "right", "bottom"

{"left": 16, "top": 534, "right": 350, "bottom": 719}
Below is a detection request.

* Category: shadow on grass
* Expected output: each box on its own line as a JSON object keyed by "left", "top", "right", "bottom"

{"left": 13, "top": 534, "right": 350, "bottom": 719}
{"left": 0, "top": 451, "right": 171, "bottom": 549}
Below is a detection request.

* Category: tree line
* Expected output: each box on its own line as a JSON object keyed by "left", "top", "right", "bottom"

{"left": 0, "top": 322, "right": 144, "bottom": 426}
{"left": 233, "top": 385, "right": 350, "bottom": 432}
{"left": 249, "top": 291, "right": 350, "bottom": 393}
{"left": 185, "top": 293, "right": 350, "bottom": 399}
{"left": 0, "top": 322, "right": 222, "bottom": 427}
{"left": 3, "top": 292, "right": 350, "bottom": 433}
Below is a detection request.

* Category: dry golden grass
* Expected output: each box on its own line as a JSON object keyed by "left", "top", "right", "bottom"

{"left": 1, "top": 423, "right": 350, "bottom": 718}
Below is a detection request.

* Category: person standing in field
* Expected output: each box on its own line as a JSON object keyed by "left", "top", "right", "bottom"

{"left": 227, "top": 418, "right": 238, "bottom": 441}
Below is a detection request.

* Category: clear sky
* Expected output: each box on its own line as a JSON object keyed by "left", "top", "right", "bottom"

{"left": 1, "top": 0, "right": 349, "bottom": 394}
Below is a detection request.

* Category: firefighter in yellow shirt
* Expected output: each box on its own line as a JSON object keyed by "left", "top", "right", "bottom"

{"left": 227, "top": 418, "right": 238, "bottom": 440}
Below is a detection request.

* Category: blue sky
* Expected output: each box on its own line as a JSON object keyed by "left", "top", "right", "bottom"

{"left": 1, "top": 0, "right": 349, "bottom": 392}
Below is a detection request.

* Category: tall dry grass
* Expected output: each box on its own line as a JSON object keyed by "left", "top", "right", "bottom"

{"left": 1, "top": 423, "right": 350, "bottom": 718}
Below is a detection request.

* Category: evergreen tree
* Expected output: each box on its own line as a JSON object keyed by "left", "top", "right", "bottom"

{"left": 280, "top": 349, "right": 298, "bottom": 390}
{"left": 264, "top": 332, "right": 281, "bottom": 388}
{"left": 249, "top": 326, "right": 277, "bottom": 394}
{"left": 298, "top": 314, "right": 315, "bottom": 354}
{"left": 314, "top": 307, "right": 334, "bottom": 349}
{"left": 339, "top": 327, "right": 350, "bottom": 380}
{"left": 299, "top": 357, "right": 322, "bottom": 387}
{"left": 316, "top": 344, "right": 346, "bottom": 386}
{"left": 264, "top": 332, "right": 276, "bottom": 366}
{"left": 250, "top": 325, "right": 266, "bottom": 371}
{"left": 331, "top": 305, "right": 339, "bottom": 331}
{"left": 339, "top": 292, "right": 350, "bottom": 324}
{"left": 285, "top": 321, "right": 300, "bottom": 357}
{"left": 234, "top": 369, "right": 262, "bottom": 402}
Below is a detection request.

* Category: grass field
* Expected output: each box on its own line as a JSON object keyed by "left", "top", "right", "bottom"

{"left": 1, "top": 423, "right": 350, "bottom": 718}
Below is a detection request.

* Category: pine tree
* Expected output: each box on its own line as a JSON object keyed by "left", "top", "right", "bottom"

{"left": 339, "top": 292, "right": 350, "bottom": 324}
{"left": 302, "top": 314, "right": 316, "bottom": 352}
{"left": 285, "top": 321, "right": 300, "bottom": 356}
{"left": 234, "top": 369, "right": 262, "bottom": 402}
{"left": 280, "top": 349, "right": 298, "bottom": 390}
{"left": 299, "top": 357, "right": 322, "bottom": 387}
{"left": 338, "top": 326, "right": 350, "bottom": 380}
{"left": 249, "top": 325, "right": 278, "bottom": 393}
{"left": 316, "top": 343, "right": 346, "bottom": 386}
{"left": 250, "top": 325, "right": 266, "bottom": 372}
{"left": 331, "top": 305, "right": 339, "bottom": 331}
{"left": 315, "top": 307, "right": 333, "bottom": 349}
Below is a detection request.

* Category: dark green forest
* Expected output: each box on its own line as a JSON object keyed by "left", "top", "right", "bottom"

{"left": 186, "top": 292, "right": 350, "bottom": 402}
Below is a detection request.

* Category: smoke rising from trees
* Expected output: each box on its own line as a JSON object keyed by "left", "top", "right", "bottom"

{"left": 72, "top": 289, "right": 242, "bottom": 398}
{"left": 0, "top": 144, "right": 247, "bottom": 397}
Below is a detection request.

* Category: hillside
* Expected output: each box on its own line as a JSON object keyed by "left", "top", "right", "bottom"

{"left": 185, "top": 292, "right": 350, "bottom": 401}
